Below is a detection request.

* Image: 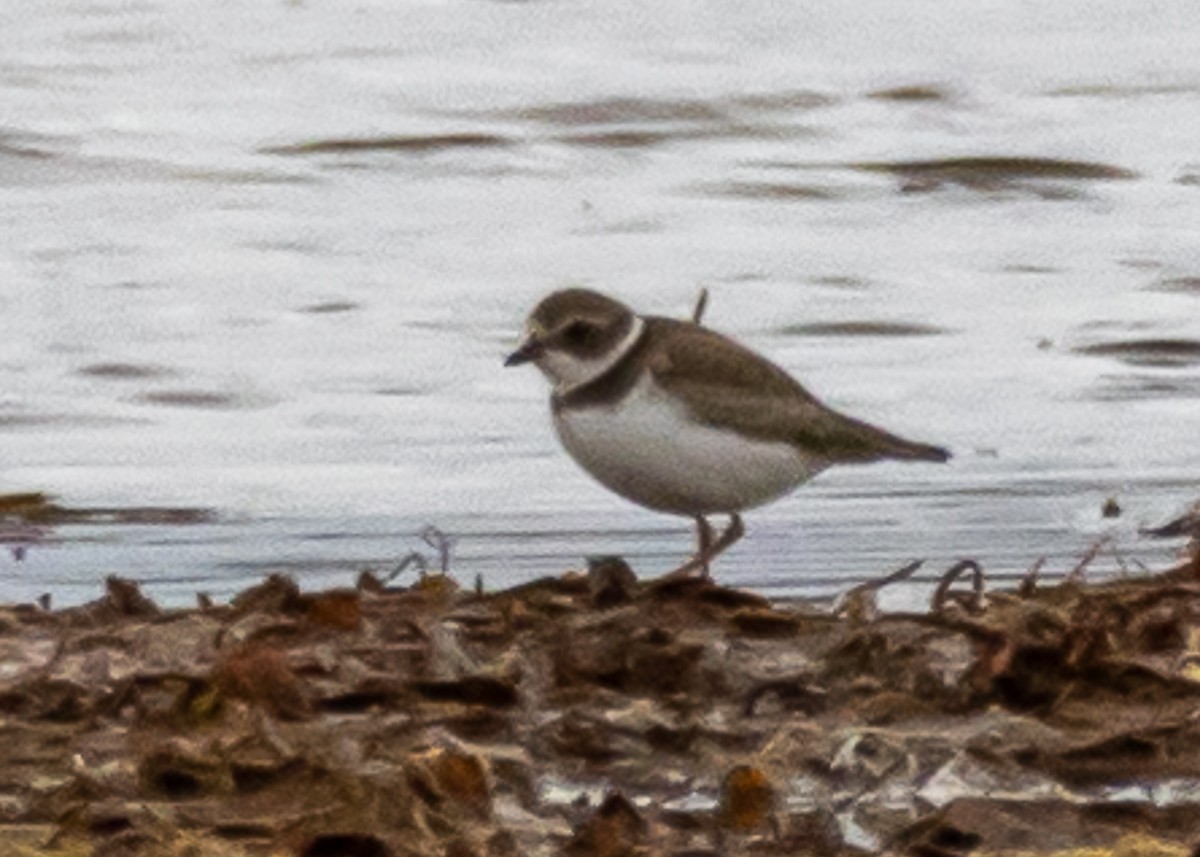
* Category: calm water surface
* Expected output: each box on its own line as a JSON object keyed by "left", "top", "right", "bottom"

{"left": 3, "top": 0, "right": 1200, "bottom": 606}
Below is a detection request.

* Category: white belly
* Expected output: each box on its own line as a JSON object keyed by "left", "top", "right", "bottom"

{"left": 553, "top": 375, "right": 823, "bottom": 515}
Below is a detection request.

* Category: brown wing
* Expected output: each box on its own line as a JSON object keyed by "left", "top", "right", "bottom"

{"left": 646, "top": 317, "right": 949, "bottom": 463}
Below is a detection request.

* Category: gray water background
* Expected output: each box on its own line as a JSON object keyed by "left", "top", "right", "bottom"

{"left": 3, "top": 0, "right": 1200, "bottom": 606}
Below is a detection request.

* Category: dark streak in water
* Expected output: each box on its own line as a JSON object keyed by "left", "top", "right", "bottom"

{"left": 696, "top": 180, "right": 837, "bottom": 201}
{"left": 712, "top": 271, "right": 769, "bottom": 284}
{"left": 509, "top": 92, "right": 833, "bottom": 125}
{"left": 514, "top": 97, "right": 726, "bottom": 126}
{"left": 573, "top": 218, "right": 665, "bottom": 236}
{"left": 1048, "top": 84, "right": 1199, "bottom": 98}
{"left": 0, "top": 412, "right": 147, "bottom": 428}
{"left": 498, "top": 93, "right": 832, "bottom": 137}
{"left": 300, "top": 301, "right": 360, "bottom": 314}
{"left": 811, "top": 274, "right": 872, "bottom": 289}
{"left": 853, "top": 157, "right": 1136, "bottom": 190}
{"left": 0, "top": 139, "right": 54, "bottom": 160}
{"left": 868, "top": 85, "right": 951, "bottom": 102}
{"left": 1074, "top": 339, "right": 1200, "bottom": 368}
{"left": 557, "top": 129, "right": 679, "bottom": 149}
{"left": 1002, "top": 264, "right": 1060, "bottom": 274}
{"left": 136, "top": 391, "right": 243, "bottom": 409}
{"left": 557, "top": 124, "right": 807, "bottom": 149}
{"left": 216, "top": 558, "right": 393, "bottom": 574}
{"left": 79, "top": 362, "right": 174, "bottom": 380}
{"left": 1089, "top": 374, "right": 1200, "bottom": 401}
{"left": 174, "top": 168, "right": 317, "bottom": 186}
{"left": 262, "top": 133, "right": 512, "bottom": 156}
{"left": 1076, "top": 319, "right": 1157, "bottom": 333}
{"left": 727, "top": 90, "right": 834, "bottom": 112}
{"left": 1150, "top": 276, "right": 1200, "bottom": 295}
{"left": 778, "top": 321, "right": 949, "bottom": 337}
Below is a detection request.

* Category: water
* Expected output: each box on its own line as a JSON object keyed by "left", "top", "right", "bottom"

{"left": 2, "top": 0, "right": 1200, "bottom": 606}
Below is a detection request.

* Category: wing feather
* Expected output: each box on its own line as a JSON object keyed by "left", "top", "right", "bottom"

{"left": 647, "top": 318, "right": 948, "bottom": 463}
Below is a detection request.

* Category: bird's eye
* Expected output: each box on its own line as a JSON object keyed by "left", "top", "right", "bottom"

{"left": 563, "top": 320, "right": 595, "bottom": 345}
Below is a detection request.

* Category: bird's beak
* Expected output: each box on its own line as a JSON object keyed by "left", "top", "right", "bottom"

{"left": 504, "top": 336, "right": 544, "bottom": 367}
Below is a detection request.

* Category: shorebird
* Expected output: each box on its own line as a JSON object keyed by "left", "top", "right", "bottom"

{"left": 506, "top": 288, "right": 949, "bottom": 576}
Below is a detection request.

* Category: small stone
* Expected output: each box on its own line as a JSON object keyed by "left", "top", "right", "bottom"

{"left": 304, "top": 590, "right": 361, "bottom": 631}
{"left": 718, "top": 765, "right": 775, "bottom": 832}
{"left": 565, "top": 791, "right": 646, "bottom": 857}
{"left": 213, "top": 645, "right": 311, "bottom": 720}
{"left": 586, "top": 556, "right": 638, "bottom": 608}
{"left": 230, "top": 573, "right": 304, "bottom": 614}
{"left": 357, "top": 569, "right": 386, "bottom": 593}
{"left": 728, "top": 607, "right": 799, "bottom": 638}
{"left": 435, "top": 749, "right": 490, "bottom": 808}
{"left": 105, "top": 576, "right": 159, "bottom": 617}
{"left": 415, "top": 572, "right": 459, "bottom": 599}
{"left": 408, "top": 746, "right": 492, "bottom": 817}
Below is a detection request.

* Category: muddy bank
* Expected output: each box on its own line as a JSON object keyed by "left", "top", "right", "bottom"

{"left": 3, "top": 542, "right": 1200, "bottom": 856}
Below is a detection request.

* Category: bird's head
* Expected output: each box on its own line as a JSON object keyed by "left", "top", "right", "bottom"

{"left": 505, "top": 289, "right": 642, "bottom": 390}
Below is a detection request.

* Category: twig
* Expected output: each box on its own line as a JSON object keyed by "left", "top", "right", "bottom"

{"left": 385, "top": 551, "right": 427, "bottom": 583}
{"left": 855, "top": 559, "right": 924, "bottom": 594}
{"left": 385, "top": 525, "right": 456, "bottom": 583}
{"left": 1018, "top": 557, "right": 1045, "bottom": 598}
{"left": 1110, "top": 542, "right": 1132, "bottom": 575}
{"left": 692, "top": 288, "right": 710, "bottom": 325}
{"left": 834, "top": 560, "right": 923, "bottom": 622}
{"left": 1065, "top": 536, "right": 1110, "bottom": 584}
{"left": 931, "top": 559, "right": 986, "bottom": 613}
{"left": 420, "top": 525, "right": 454, "bottom": 571}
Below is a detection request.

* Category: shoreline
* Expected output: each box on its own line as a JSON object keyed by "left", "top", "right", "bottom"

{"left": 3, "top": 541, "right": 1200, "bottom": 856}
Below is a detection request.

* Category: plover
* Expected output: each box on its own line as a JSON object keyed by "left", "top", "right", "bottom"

{"left": 506, "top": 288, "right": 949, "bottom": 576}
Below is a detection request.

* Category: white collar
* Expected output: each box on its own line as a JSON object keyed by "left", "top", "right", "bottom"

{"left": 557, "top": 315, "right": 646, "bottom": 397}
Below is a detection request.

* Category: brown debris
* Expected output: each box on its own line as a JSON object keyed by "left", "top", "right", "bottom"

{"left": 303, "top": 590, "right": 362, "bottom": 631}
{"left": 231, "top": 574, "right": 305, "bottom": 615}
{"left": 104, "top": 576, "right": 160, "bottom": 618}
{"left": 4, "top": 543, "right": 1200, "bottom": 856}
{"left": 213, "top": 644, "right": 312, "bottom": 720}
{"left": 895, "top": 798, "right": 1197, "bottom": 856}
{"left": 587, "top": 557, "right": 639, "bottom": 609}
{"left": 566, "top": 792, "right": 647, "bottom": 857}
{"left": 931, "top": 560, "right": 987, "bottom": 614}
{"left": 296, "top": 833, "right": 395, "bottom": 857}
{"left": 138, "top": 738, "right": 232, "bottom": 799}
{"left": 0, "top": 490, "right": 215, "bottom": 527}
{"left": 407, "top": 746, "right": 492, "bottom": 818}
{"left": 718, "top": 766, "right": 776, "bottom": 832}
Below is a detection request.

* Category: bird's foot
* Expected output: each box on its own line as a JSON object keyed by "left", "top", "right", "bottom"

{"left": 663, "top": 513, "right": 744, "bottom": 580}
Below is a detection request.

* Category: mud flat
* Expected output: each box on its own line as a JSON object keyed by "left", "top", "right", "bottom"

{"left": 3, "top": 539, "right": 1200, "bottom": 857}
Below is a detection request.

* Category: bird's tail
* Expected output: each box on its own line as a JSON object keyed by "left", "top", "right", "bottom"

{"left": 800, "top": 407, "right": 951, "bottom": 465}
{"left": 880, "top": 432, "right": 951, "bottom": 463}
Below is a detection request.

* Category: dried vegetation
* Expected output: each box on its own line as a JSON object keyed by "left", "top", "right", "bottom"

{"left": 3, "top": 536, "right": 1200, "bottom": 856}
